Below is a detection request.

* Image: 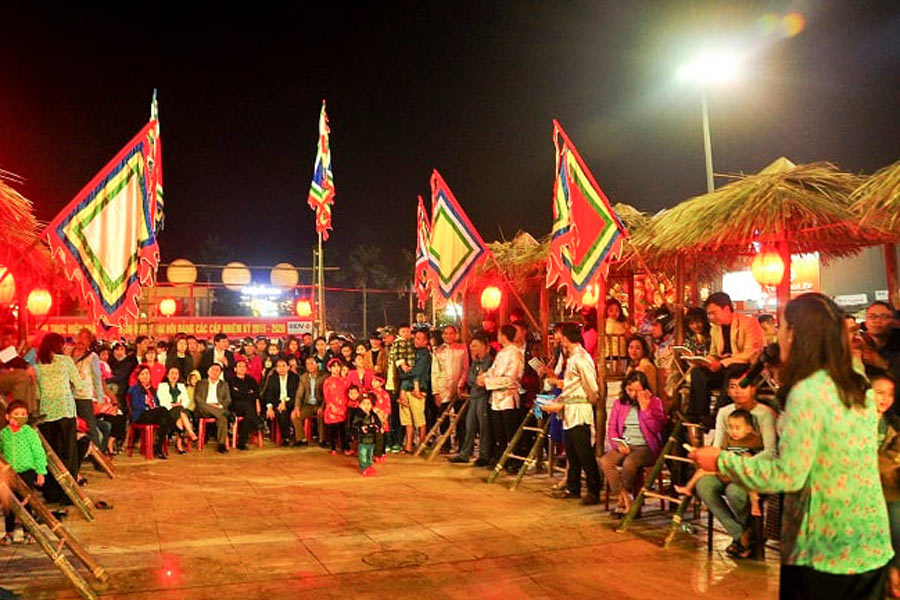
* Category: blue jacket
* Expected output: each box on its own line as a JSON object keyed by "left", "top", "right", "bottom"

{"left": 128, "top": 384, "right": 158, "bottom": 422}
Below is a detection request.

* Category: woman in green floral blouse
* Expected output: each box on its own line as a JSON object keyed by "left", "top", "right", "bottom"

{"left": 693, "top": 293, "right": 893, "bottom": 599}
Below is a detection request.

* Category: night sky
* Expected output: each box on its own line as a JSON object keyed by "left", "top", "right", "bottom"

{"left": 2, "top": 1, "right": 899, "bottom": 279}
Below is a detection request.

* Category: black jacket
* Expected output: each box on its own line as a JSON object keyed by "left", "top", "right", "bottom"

{"left": 352, "top": 411, "right": 382, "bottom": 445}
{"left": 261, "top": 371, "right": 300, "bottom": 409}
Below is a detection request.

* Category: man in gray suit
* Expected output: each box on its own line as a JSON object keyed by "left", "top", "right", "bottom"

{"left": 194, "top": 363, "right": 232, "bottom": 453}
{"left": 291, "top": 356, "right": 327, "bottom": 446}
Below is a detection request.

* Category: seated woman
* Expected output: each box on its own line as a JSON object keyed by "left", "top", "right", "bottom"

{"left": 600, "top": 371, "right": 666, "bottom": 516}
{"left": 683, "top": 307, "right": 711, "bottom": 357}
{"left": 624, "top": 335, "right": 658, "bottom": 395}
{"left": 128, "top": 365, "right": 174, "bottom": 460}
{"left": 156, "top": 366, "right": 198, "bottom": 454}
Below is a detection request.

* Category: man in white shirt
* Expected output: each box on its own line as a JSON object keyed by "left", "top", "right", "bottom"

{"left": 199, "top": 333, "right": 236, "bottom": 381}
{"left": 193, "top": 363, "right": 233, "bottom": 453}
{"left": 431, "top": 324, "right": 469, "bottom": 452}
{"left": 479, "top": 325, "right": 524, "bottom": 469}
{"left": 545, "top": 322, "right": 601, "bottom": 504}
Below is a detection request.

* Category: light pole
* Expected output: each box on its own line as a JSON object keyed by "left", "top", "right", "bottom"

{"left": 674, "top": 50, "right": 740, "bottom": 332}
{"left": 677, "top": 49, "right": 740, "bottom": 194}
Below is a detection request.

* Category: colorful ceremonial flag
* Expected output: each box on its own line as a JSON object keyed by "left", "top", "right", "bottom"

{"left": 428, "top": 170, "right": 488, "bottom": 299}
{"left": 46, "top": 108, "right": 163, "bottom": 332}
{"left": 148, "top": 90, "right": 164, "bottom": 232}
{"left": 546, "top": 120, "right": 627, "bottom": 308}
{"left": 307, "top": 100, "right": 335, "bottom": 240}
{"left": 415, "top": 195, "right": 433, "bottom": 308}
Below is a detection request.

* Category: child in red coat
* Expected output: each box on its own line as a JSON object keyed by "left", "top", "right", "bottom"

{"left": 323, "top": 359, "right": 348, "bottom": 454}
{"left": 372, "top": 376, "right": 391, "bottom": 463}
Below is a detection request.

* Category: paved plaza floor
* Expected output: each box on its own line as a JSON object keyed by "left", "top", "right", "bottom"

{"left": 2, "top": 444, "right": 779, "bottom": 599}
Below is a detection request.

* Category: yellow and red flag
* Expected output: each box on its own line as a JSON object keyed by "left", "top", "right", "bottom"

{"left": 547, "top": 120, "right": 627, "bottom": 308}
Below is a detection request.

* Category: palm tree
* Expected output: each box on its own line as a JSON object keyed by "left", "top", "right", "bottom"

{"left": 346, "top": 244, "right": 389, "bottom": 334}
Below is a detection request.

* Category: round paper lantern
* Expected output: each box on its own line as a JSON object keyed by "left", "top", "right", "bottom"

{"left": 166, "top": 259, "right": 198, "bottom": 287}
{"left": 26, "top": 288, "right": 52, "bottom": 317}
{"left": 222, "top": 262, "right": 251, "bottom": 291}
{"left": 581, "top": 283, "right": 600, "bottom": 307}
{"left": 480, "top": 286, "right": 502, "bottom": 311}
{"left": 270, "top": 263, "right": 299, "bottom": 289}
{"left": 0, "top": 267, "right": 15, "bottom": 307}
{"left": 294, "top": 299, "right": 313, "bottom": 318}
{"left": 751, "top": 249, "right": 785, "bottom": 287}
{"left": 159, "top": 298, "right": 177, "bottom": 317}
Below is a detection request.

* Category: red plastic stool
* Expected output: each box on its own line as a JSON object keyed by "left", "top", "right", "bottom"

{"left": 197, "top": 417, "right": 224, "bottom": 451}
{"left": 231, "top": 417, "right": 265, "bottom": 448}
{"left": 268, "top": 417, "right": 283, "bottom": 445}
{"left": 126, "top": 423, "right": 167, "bottom": 459}
{"left": 304, "top": 419, "right": 312, "bottom": 443}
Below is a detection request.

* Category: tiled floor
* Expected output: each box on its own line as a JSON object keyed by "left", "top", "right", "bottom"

{"left": 1, "top": 444, "right": 779, "bottom": 599}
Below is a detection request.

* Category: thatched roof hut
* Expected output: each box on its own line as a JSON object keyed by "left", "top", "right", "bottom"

{"left": 650, "top": 157, "right": 885, "bottom": 261}
{"left": 0, "top": 179, "right": 63, "bottom": 295}
{"left": 850, "top": 160, "right": 900, "bottom": 234}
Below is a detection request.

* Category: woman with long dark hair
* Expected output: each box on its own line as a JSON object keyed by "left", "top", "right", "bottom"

{"left": 624, "top": 335, "right": 658, "bottom": 395}
{"left": 33, "top": 332, "right": 91, "bottom": 503}
{"left": 683, "top": 307, "right": 711, "bottom": 356}
{"left": 692, "top": 293, "right": 893, "bottom": 599}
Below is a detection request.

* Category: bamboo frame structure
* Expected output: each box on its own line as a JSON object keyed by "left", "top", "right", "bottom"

{"left": 38, "top": 432, "right": 95, "bottom": 521}
{"left": 1, "top": 458, "right": 108, "bottom": 583}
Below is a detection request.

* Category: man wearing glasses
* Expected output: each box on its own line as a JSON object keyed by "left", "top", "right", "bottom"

{"left": 862, "top": 301, "right": 900, "bottom": 384}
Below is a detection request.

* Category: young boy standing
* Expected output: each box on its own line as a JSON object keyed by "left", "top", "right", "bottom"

{"left": 0, "top": 400, "right": 47, "bottom": 545}
{"left": 353, "top": 393, "right": 382, "bottom": 476}
{"left": 371, "top": 376, "right": 391, "bottom": 463}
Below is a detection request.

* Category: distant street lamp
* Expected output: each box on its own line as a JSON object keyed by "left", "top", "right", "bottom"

{"left": 677, "top": 49, "right": 741, "bottom": 194}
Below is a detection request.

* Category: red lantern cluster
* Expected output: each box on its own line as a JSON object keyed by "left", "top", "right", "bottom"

{"left": 480, "top": 286, "right": 502, "bottom": 311}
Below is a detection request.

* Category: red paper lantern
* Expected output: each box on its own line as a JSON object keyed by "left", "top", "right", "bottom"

{"left": 480, "top": 286, "right": 502, "bottom": 311}
{"left": 26, "top": 288, "right": 52, "bottom": 317}
{"left": 0, "top": 267, "right": 15, "bottom": 307}
{"left": 159, "top": 298, "right": 178, "bottom": 317}
{"left": 294, "top": 299, "right": 313, "bottom": 318}
{"left": 751, "top": 249, "right": 785, "bottom": 286}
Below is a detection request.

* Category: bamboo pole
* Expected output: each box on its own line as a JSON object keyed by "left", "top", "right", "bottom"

{"left": 594, "top": 276, "right": 608, "bottom": 458}
{"left": 675, "top": 254, "right": 685, "bottom": 346}
{"left": 1, "top": 459, "right": 108, "bottom": 582}
{"left": 318, "top": 233, "right": 326, "bottom": 333}
{"left": 776, "top": 240, "right": 791, "bottom": 316}
{"left": 1, "top": 484, "right": 99, "bottom": 600}
{"left": 487, "top": 254, "right": 540, "bottom": 332}
{"left": 38, "top": 432, "right": 94, "bottom": 521}
{"left": 539, "top": 281, "right": 550, "bottom": 358}
{"left": 85, "top": 442, "right": 116, "bottom": 480}
{"left": 886, "top": 243, "right": 899, "bottom": 309}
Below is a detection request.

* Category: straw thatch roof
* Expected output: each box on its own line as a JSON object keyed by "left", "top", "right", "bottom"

{"left": 475, "top": 203, "right": 664, "bottom": 288}
{"left": 0, "top": 178, "right": 61, "bottom": 290}
{"left": 649, "top": 157, "right": 885, "bottom": 261}
{"left": 850, "top": 160, "right": 900, "bottom": 235}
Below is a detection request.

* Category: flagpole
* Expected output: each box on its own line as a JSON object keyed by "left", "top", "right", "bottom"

{"left": 318, "top": 232, "right": 326, "bottom": 334}
{"left": 487, "top": 254, "right": 541, "bottom": 333}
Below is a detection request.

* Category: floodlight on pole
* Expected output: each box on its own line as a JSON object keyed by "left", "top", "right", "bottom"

{"left": 677, "top": 49, "right": 741, "bottom": 194}
{"left": 677, "top": 50, "right": 740, "bottom": 86}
